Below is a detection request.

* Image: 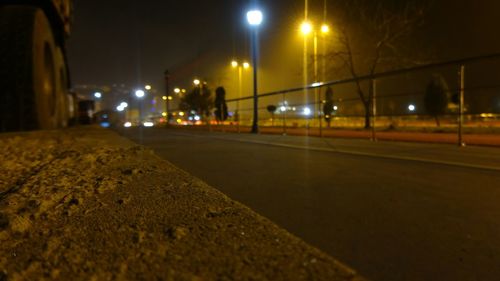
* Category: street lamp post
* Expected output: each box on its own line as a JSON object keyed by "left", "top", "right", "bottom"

{"left": 247, "top": 9, "right": 263, "bottom": 134}
{"left": 231, "top": 60, "right": 250, "bottom": 133}
{"left": 301, "top": 21, "right": 312, "bottom": 133}
{"left": 301, "top": 21, "right": 329, "bottom": 136}
{"left": 164, "top": 71, "right": 171, "bottom": 123}
{"left": 319, "top": 23, "right": 329, "bottom": 137}
{"left": 193, "top": 78, "right": 210, "bottom": 129}
{"left": 135, "top": 89, "right": 145, "bottom": 124}
{"left": 321, "top": 23, "right": 329, "bottom": 82}
{"left": 313, "top": 30, "right": 321, "bottom": 136}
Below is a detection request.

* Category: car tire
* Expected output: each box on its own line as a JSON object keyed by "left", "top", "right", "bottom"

{"left": 55, "top": 47, "right": 70, "bottom": 128}
{"left": 0, "top": 5, "right": 66, "bottom": 131}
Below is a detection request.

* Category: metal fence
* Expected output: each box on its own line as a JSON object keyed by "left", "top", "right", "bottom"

{"left": 215, "top": 53, "right": 500, "bottom": 144}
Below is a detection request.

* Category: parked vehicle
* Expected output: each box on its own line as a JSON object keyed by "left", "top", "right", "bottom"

{"left": 0, "top": 0, "right": 75, "bottom": 131}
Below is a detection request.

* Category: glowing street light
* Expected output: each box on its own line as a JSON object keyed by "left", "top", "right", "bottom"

{"left": 135, "top": 90, "right": 145, "bottom": 98}
{"left": 408, "top": 104, "right": 416, "bottom": 112}
{"left": 321, "top": 24, "right": 330, "bottom": 34}
{"left": 145, "top": 85, "right": 152, "bottom": 90}
{"left": 94, "top": 92, "right": 102, "bottom": 99}
{"left": 303, "top": 107, "right": 312, "bottom": 116}
{"left": 247, "top": 8, "right": 263, "bottom": 134}
{"left": 116, "top": 101, "right": 128, "bottom": 113}
{"left": 246, "top": 10, "right": 263, "bottom": 26}
{"left": 300, "top": 21, "right": 313, "bottom": 35}
{"left": 243, "top": 62, "right": 250, "bottom": 69}
{"left": 231, "top": 60, "right": 239, "bottom": 68}
{"left": 174, "top": 88, "right": 181, "bottom": 94}
{"left": 193, "top": 79, "right": 200, "bottom": 86}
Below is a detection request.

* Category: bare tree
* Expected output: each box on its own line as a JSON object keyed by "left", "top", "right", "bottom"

{"left": 326, "top": 0, "right": 428, "bottom": 128}
{"left": 424, "top": 74, "right": 450, "bottom": 127}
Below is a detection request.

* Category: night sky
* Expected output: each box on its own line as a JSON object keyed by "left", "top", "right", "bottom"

{"left": 68, "top": 0, "right": 500, "bottom": 97}
{"left": 68, "top": 0, "right": 246, "bottom": 89}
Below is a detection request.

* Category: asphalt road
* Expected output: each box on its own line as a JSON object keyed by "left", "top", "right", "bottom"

{"left": 119, "top": 127, "right": 500, "bottom": 281}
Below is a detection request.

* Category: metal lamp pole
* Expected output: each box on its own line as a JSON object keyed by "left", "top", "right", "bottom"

{"left": 135, "top": 89, "right": 145, "bottom": 123}
{"left": 247, "top": 10, "right": 263, "bottom": 134}
{"left": 251, "top": 30, "right": 259, "bottom": 133}
{"left": 164, "top": 70, "right": 170, "bottom": 123}
{"left": 238, "top": 65, "right": 242, "bottom": 133}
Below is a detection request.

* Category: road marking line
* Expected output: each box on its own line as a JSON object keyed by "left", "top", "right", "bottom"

{"left": 203, "top": 135, "right": 500, "bottom": 172}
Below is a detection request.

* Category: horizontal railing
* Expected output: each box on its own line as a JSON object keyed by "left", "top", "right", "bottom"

{"left": 171, "top": 53, "right": 500, "bottom": 145}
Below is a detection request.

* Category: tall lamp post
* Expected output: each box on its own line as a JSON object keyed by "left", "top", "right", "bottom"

{"left": 135, "top": 89, "right": 145, "bottom": 124}
{"left": 247, "top": 9, "right": 263, "bottom": 134}
{"left": 301, "top": 21, "right": 329, "bottom": 135}
{"left": 300, "top": 21, "right": 312, "bottom": 133}
{"left": 193, "top": 78, "right": 201, "bottom": 115}
{"left": 164, "top": 70, "right": 170, "bottom": 123}
{"left": 231, "top": 60, "right": 250, "bottom": 133}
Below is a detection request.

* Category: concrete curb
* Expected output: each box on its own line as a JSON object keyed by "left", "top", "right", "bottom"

{"left": 0, "top": 127, "right": 367, "bottom": 280}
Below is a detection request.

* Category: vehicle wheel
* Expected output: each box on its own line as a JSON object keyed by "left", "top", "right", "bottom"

{"left": 55, "top": 47, "right": 70, "bottom": 128}
{"left": 0, "top": 6, "right": 64, "bottom": 131}
{"left": 67, "top": 90, "right": 78, "bottom": 126}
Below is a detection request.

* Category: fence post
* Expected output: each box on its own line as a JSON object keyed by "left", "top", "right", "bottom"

{"left": 458, "top": 65, "right": 465, "bottom": 146}
{"left": 237, "top": 100, "right": 240, "bottom": 133}
{"left": 371, "top": 79, "right": 377, "bottom": 141}
{"left": 318, "top": 88, "right": 323, "bottom": 137}
{"left": 282, "top": 93, "right": 287, "bottom": 135}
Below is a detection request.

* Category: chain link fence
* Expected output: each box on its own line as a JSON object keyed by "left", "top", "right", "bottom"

{"left": 219, "top": 54, "right": 500, "bottom": 141}
{"left": 169, "top": 54, "right": 500, "bottom": 145}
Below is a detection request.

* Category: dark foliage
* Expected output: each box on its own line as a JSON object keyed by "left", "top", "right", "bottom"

{"left": 214, "top": 87, "right": 228, "bottom": 122}
{"left": 179, "top": 85, "right": 213, "bottom": 118}
{"left": 424, "top": 74, "right": 449, "bottom": 127}
{"left": 323, "top": 87, "right": 334, "bottom": 127}
{"left": 266, "top": 105, "right": 277, "bottom": 126}
{"left": 266, "top": 105, "right": 277, "bottom": 114}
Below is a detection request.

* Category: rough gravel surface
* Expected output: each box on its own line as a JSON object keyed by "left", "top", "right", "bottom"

{"left": 0, "top": 128, "right": 365, "bottom": 281}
